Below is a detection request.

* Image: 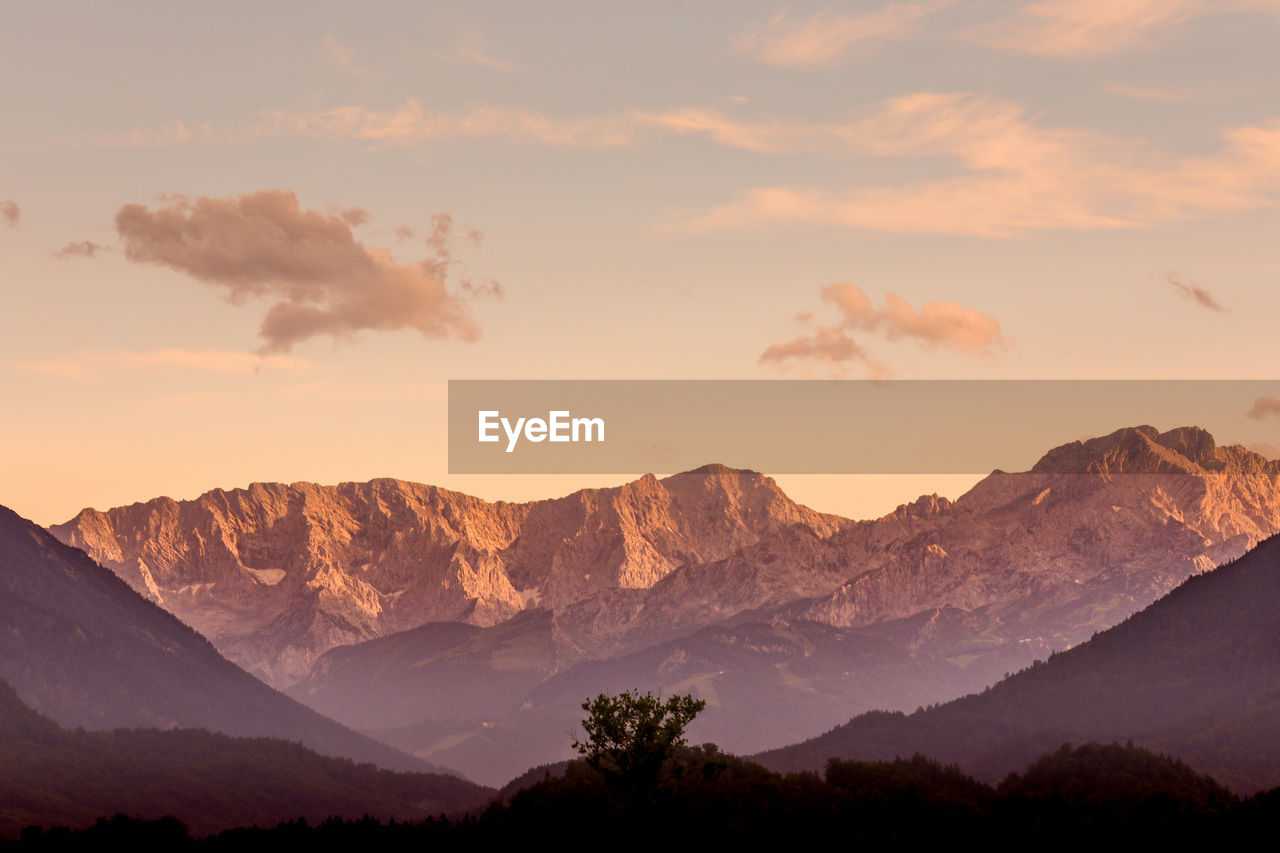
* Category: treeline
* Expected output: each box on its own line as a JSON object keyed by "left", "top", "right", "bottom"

{"left": 7, "top": 743, "right": 1280, "bottom": 850}
{"left": 0, "top": 680, "right": 490, "bottom": 837}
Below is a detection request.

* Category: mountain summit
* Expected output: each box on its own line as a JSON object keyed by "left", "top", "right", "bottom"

{"left": 52, "top": 466, "right": 842, "bottom": 685}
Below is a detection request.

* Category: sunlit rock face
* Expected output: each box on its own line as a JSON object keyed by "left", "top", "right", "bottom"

{"left": 51, "top": 427, "right": 1280, "bottom": 694}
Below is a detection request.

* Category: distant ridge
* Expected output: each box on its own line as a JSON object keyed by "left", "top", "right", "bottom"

{"left": 755, "top": 533, "right": 1280, "bottom": 793}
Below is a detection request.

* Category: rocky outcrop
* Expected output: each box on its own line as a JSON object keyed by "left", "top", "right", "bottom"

{"left": 52, "top": 465, "right": 844, "bottom": 685}
{"left": 50, "top": 427, "right": 1280, "bottom": 699}
{"left": 796, "top": 426, "right": 1280, "bottom": 656}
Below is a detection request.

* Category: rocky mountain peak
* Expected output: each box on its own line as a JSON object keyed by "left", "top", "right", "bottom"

{"left": 47, "top": 426, "right": 1280, "bottom": 695}
{"left": 50, "top": 464, "right": 839, "bottom": 685}
{"left": 1029, "top": 425, "right": 1274, "bottom": 477}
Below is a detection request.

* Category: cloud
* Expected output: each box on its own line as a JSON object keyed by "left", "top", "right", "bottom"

{"left": 394, "top": 225, "right": 414, "bottom": 241}
{"left": 1168, "top": 274, "right": 1226, "bottom": 311}
{"left": 45, "top": 100, "right": 635, "bottom": 152}
{"left": 426, "top": 213, "right": 455, "bottom": 257}
{"left": 421, "top": 213, "right": 502, "bottom": 297}
{"left": 760, "top": 325, "right": 887, "bottom": 376}
{"left": 636, "top": 108, "right": 835, "bottom": 154}
{"left": 321, "top": 36, "right": 375, "bottom": 79}
{"left": 824, "top": 283, "right": 1009, "bottom": 351}
{"left": 54, "top": 240, "right": 109, "bottom": 258}
{"left": 1247, "top": 396, "right": 1280, "bottom": 420}
{"left": 267, "top": 98, "right": 634, "bottom": 149}
{"left": 1, "top": 200, "right": 18, "bottom": 227}
{"left": 114, "top": 190, "right": 493, "bottom": 352}
{"left": 337, "top": 206, "right": 370, "bottom": 228}
{"left": 660, "top": 93, "right": 1280, "bottom": 237}
{"left": 46, "top": 120, "right": 255, "bottom": 150}
{"left": 760, "top": 283, "right": 1007, "bottom": 375}
{"left": 418, "top": 31, "right": 518, "bottom": 72}
{"left": 972, "top": 0, "right": 1280, "bottom": 58}
{"left": 1103, "top": 82, "right": 1209, "bottom": 102}
{"left": 731, "top": 3, "right": 948, "bottom": 67}
{"left": 972, "top": 0, "right": 1203, "bottom": 56}
{"left": 23, "top": 349, "right": 314, "bottom": 379}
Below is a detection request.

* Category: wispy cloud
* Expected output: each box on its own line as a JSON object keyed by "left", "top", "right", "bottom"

{"left": 760, "top": 324, "right": 888, "bottom": 377}
{"left": 760, "top": 282, "right": 1008, "bottom": 375}
{"left": 1, "top": 200, "right": 19, "bottom": 227}
{"left": 731, "top": 3, "right": 949, "bottom": 67}
{"left": 419, "top": 31, "right": 518, "bottom": 72}
{"left": 730, "top": 0, "right": 1279, "bottom": 64}
{"left": 54, "top": 240, "right": 109, "bottom": 259}
{"left": 22, "top": 349, "right": 315, "bottom": 379}
{"left": 660, "top": 93, "right": 1280, "bottom": 237}
{"left": 114, "top": 190, "right": 497, "bottom": 352}
{"left": 1247, "top": 396, "right": 1280, "bottom": 420}
{"left": 48, "top": 120, "right": 253, "bottom": 150}
{"left": 265, "top": 98, "right": 635, "bottom": 148}
{"left": 972, "top": 0, "right": 1203, "bottom": 56}
{"left": 1168, "top": 274, "right": 1226, "bottom": 311}
{"left": 321, "top": 36, "right": 377, "bottom": 79}
{"left": 972, "top": 0, "right": 1280, "bottom": 58}
{"left": 336, "top": 206, "right": 370, "bottom": 227}
{"left": 42, "top": 99, "right": 636, "bottom": 152}
{"left": 1103, "top": 82, "right": 1210, "bottom": 102}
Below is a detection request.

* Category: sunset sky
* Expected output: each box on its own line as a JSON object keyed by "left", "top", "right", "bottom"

{"left": 4, "top": 0, "right": 1280, "bottom": 525}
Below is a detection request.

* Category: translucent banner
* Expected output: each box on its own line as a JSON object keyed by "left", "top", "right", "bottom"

{"left": 447, "top": 380, "right": 1280, "bottom": 474}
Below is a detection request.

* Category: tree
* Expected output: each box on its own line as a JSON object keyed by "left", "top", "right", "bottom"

{"left": 571, "top": 690, "right": 707, "bottom": 805}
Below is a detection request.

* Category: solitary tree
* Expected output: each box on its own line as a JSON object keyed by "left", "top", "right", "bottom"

{"left": 571, "top": 690, "right": 707, "bottom": 805}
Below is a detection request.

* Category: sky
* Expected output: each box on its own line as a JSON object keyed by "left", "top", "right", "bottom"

{"left": 4, "top": 0, "right": 1280, "bottom": 525}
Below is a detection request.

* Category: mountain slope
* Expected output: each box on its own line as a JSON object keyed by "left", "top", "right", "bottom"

{"left": 293, "top": 610, "right": 558, "bottom": 731}
{"left": 795, "top": 426, "right": 1280, "bottom": 649}
{"left": 46, "top": 425, "right": 1280, "bottom": 787}
{"left": 0, "top": 678, "right": 491, "bottom": 837}
{"left": 52, "top": 466, "right": 844, "bottom": 686}
{"left": 0, "top": 504, "right": 449, "bottom": 774}
{"left": 305, "top": 613, "right": 977, "bottom": 785}
{"left": 754, "top": 533, "right": 1280, "bottom": 792}
{"left": 52, "top": 428, "right": 1280, "bottom": 696}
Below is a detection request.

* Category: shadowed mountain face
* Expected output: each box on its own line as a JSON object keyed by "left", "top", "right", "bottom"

{"left": 0, "top": 678, "right": 492, "bottom": 837}
{"left": 0, "top": 505, "right": 449, "bottom": 775}
{"left": 293, "top": 612, "right": 981, "bottom": 785}
{"left": 754, "top": 533, "right": 1280, "bottom": 794}
{"left": 47, "top": 426, "right": 1280, "bottom": 785}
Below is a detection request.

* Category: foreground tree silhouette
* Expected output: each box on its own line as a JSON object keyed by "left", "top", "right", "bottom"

{"left": 571, "top": 690, "right": 707, "bottom": 806}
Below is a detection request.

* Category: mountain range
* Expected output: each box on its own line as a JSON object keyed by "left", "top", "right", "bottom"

{"left": 47, "top": 425, "right": 1280, "bottom": 784}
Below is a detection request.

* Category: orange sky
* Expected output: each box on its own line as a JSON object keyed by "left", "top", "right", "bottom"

{"left": 3, "top": 1, "right": 1280, "bottom": 525}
